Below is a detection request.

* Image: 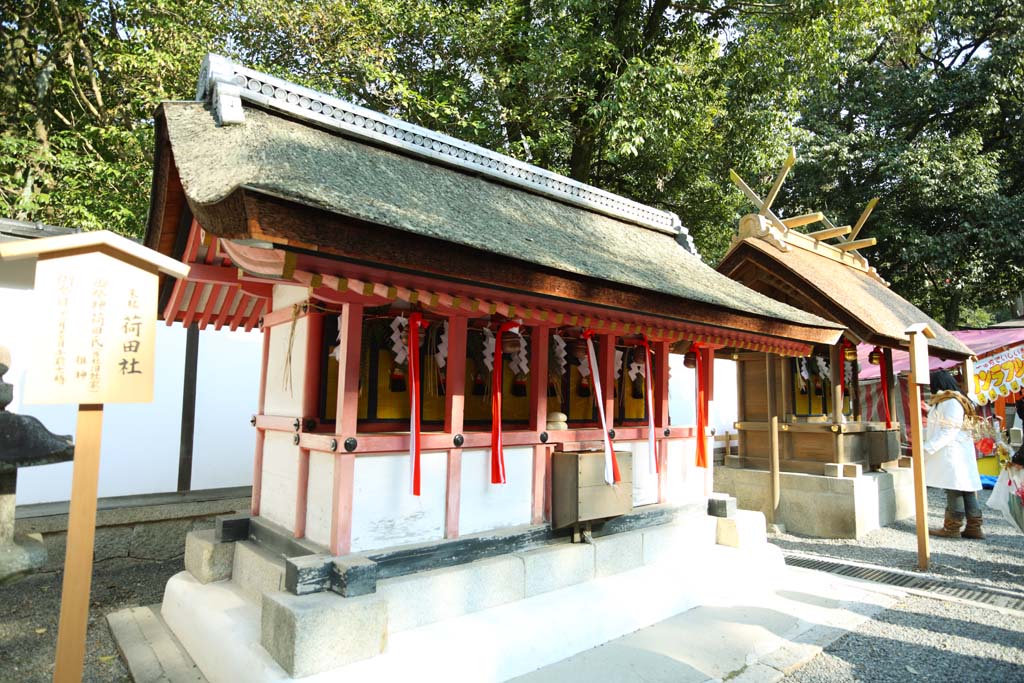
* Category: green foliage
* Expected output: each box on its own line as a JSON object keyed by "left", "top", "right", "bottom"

{"left": 1, "top": 0, "right": 1020, "bottom": 326}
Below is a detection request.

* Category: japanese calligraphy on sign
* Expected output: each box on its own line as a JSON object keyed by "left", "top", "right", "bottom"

{"left": 24, "top": 252, "right": 157, "bottom": 404}
{"left": 973, "top": 344, "right": 1024, "bottom": 405}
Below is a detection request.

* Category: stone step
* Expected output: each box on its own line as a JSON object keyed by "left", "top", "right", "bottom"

{"left": 230, "top": 540, "right": 286, "bottom": 608}
{"left": 107, "top": 605, "right": 207, "bottom": 682}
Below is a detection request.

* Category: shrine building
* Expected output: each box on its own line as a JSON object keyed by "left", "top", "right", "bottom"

{"left": 143, "top": 55, "right": 844, "bottom": 681}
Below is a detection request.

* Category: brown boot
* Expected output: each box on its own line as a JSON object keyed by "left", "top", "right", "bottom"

{"left": 962, "top": 514, "right": 985, "bottom": 540}
{"left": 930, "top": 511, "right": 964, "bottom": 537}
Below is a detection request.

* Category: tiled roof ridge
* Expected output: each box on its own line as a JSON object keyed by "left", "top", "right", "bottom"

{"left": 195, "top": 53, "right": 698, "bottom": 256}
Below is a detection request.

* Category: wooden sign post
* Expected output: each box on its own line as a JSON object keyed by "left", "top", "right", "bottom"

{"left": 905, "top": 322, "right": 935, "bottom": 571}
{"left": 0, "top": 231, "right": 188, "bottom": 683}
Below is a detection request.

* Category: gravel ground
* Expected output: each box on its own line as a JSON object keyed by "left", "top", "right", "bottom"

{"left": 773, "top": 487, "right": 1024, "bottom": 593}
{"left": 0, "top": 556, "right": 182, "bottom": 683}
{"left": 786, "top": 593, "right": 1024, "bottom": 682}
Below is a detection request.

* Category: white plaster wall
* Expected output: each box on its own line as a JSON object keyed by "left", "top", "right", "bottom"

{"left": 304, "top": 451, "right": 335, "bottom": 548}
{"left": 668, "top": 355, "right": 737, "bottom": 434}
{"left": 616, "top": 439, "right": 658, "bottom": 507}
{"left": 350, "top": 451, "right": 448, "bottom": 553}
{"left": 259, "top": 431, "right": 299, "bottom": 532}
{"left": 662, "top": 437, "right": 710, "bottom": 505}
{"left": 263, "top": 285, "right": 308, "bottom": 417}
{"left": 272, "top": 284, "right": 309, "bottom": 310}
{"left": 1, "top": 286, "right": 259, "bottom": 504}
{"left": 459, "top": 446, "right": 533, "bottom": 536}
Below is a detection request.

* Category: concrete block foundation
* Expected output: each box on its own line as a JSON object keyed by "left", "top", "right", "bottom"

{"left": 161, "top": 503, "right": 781, "bottom": 682}
{"left": 714, "top": 465, "right": 915, "bottom": 539}
{"left": 184, "top": 529, "right": 235, "bottom": 584}
{"left": 261, "top": 590, "right": 387, "bottom": 677}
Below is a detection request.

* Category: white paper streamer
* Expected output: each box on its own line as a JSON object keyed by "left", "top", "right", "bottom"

{"left": 585, "top": 336, "right": 617, "bottom": 486}
{"left": 482, "top": 327, "right": 496, "bottom": 371}
{"left": 435, "top": 321, "right": 449, "bottom": 369}
{"left": 552, "top": 334, "right": 567, "bottom": 376}
{"left": 815, "top": 355, "right": 830, "bottom": 380}
{"left": 614, "top": 349, "right": 624, "bottom": 380}
{"left": 390, "top": 316, "right": 409, "bottom": 365}
{"left": 330, "top": 314, "right": 343, "bottom": 361}
{"left": 507, "top": 329, "right": 529, "bottom": 375}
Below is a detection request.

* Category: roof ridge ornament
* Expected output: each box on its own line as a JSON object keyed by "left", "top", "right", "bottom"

{"left": 193, "top": 54, "right": 696, "bottom": 253}
{"left": 729, "top": 150, "right": 887, "bottom": 284}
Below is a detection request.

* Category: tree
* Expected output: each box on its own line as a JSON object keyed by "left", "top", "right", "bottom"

{"left": 777, "top": 0, "right": 1024, "bottom": 327}
{"left": 0, "top": 0, "right": 226, "bottom": 234}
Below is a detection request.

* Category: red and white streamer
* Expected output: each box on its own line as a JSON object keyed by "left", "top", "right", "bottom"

{"left": 641, "top": 338, "right": 658, "bottom": 475}
{"left": 582, "top": 330, "right": 620, "bottom": 485}
{"left": 408, "top": 313, "right": 428, "bottom": 495}
{"left": 490, "top": 321, "right": 521, "bottom": 485}
{"left": 694, "top": 345, "right": 709, "bottom": 469}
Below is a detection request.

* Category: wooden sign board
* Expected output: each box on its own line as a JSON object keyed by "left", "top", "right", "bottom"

{"left": 23, "top": 252, "right": 157, "bottom": 404}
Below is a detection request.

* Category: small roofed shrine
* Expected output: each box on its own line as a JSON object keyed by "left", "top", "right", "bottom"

{"left": 143, "top": 55, "right": 843, "bottom": 680}
{"left": 714, "top": 151, "right": 974, "bottom": 538}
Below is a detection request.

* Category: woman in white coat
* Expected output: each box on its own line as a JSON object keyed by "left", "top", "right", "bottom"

{"left": 924, "top": 370, "right": 984, "bottom": 539}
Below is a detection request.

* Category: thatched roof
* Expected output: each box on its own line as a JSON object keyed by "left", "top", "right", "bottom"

{"left": 154, "top": 101, "right": 841, "bottom": 334}
{"left": 719, "top": 236, "right": 972, "bottom": 359}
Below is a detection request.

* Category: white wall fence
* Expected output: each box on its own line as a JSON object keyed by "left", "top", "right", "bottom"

{"left": 2, "top": 287, "right": 261, "bottom": 504}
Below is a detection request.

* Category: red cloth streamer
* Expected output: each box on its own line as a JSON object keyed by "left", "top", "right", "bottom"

{"left": 878, "top": 349, "right": 892, "bottom": 429}
{"left": 640, "top": 337, "right": 658, "bottom": 475}
{"left": 490, "top": 321, "right": 520, "bottom": 484}
{"left": 582, "top": 329, "right": 620, "bottom": 485}
{"left": 695, "top": 345, "right": 709, "bottom": 469}
{"left": 408, "top": 313, "right": 428, "bottom": 495}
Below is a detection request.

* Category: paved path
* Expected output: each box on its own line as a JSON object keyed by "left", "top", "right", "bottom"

{"left": 514, "top": 566, "right": 903, "bottom": 683}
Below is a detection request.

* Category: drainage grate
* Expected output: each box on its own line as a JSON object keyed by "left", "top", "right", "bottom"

{"left": 784, "top": 553, "right": 1024, "bottom": 612}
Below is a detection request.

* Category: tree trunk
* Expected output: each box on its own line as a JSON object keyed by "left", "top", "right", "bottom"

{"left": 943, "top": 289, "right": 962, "bottom": 330}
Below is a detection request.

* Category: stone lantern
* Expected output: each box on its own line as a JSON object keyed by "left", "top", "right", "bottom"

{"left": 0, "top": 346, "right": 75, "bottom": 582}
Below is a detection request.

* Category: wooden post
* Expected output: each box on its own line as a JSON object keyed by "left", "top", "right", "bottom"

{"left": 765, "top": 354, "right": 780, "bottom": 524}
{"left": 53, "top": 404, "right": 104, "bottom": 683}
{"left": 251, "top": 327, "right": 270, "bottom": 516}
{"left": 294, "top": 313, "right": 323, "bottom": 539}
{"left": 177, "top": 323, "right": 199, "bottom": 492}
{"left": 906, "top": 323, "right": 935, "bottom": 571}
{"left": 530, "top": 326, "right": 550, "bottom": 524}
{"left": 331, "top": 303, "right": 363, "bottom": 556}
{"left": 830, "top": 343, "right": 843, "bottom": 424}
{"left": 529, "top": 326, "right": 550, "bottom": 433}
{"left": 778, "top": 356, "right": 792, "bottom": 420}
{"left": 882, "top": 347, "right": 897, "bottom": 427}
{"left": 654, "top": 341, "right": 670, "bottom": 502}
{"left": 769, "top": 415, "right": 780, "bottom": 523}
{"left": 444, "top": 316, "right": 468, "bottom": 539}
{"left": 960, "top": 357, "right": 975, "bottom": 397}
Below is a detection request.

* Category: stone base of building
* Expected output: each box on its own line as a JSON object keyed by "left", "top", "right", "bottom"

{"left": 155, "top": 504, "right": 781, "bottom": 682}
{"left": 714, "top": 463, "right": 916, "bottom": 539}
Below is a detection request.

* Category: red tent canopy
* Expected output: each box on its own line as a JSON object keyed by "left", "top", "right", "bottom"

{"left": 859, "top": 327, "right": 1024, "bottom": 406}
{"left": 859, "top": 328, "right": 1024, "bottom": 379}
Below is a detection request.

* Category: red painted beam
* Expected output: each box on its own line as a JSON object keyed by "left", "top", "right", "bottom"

{"left": 180, "top": 282, "right": 206, "bottom": 329}
{"left": 444, "top": 316, "right": 468, "bottom": 539}
{"left": 294, "top": 313, "right": 324, "bottom": 539}
{"left": 529, "top": 326, "right": 550, "bottom": 433}
{"left": 251, "top": 328, "right": 271, "bottom": 517}
{"left": 243, "top": 298, "right": 264, "bottom": 332}
{"left": 214, "top": 290, "right": 243, "bottom": 331}
{"left": 197, "top": 284, "right": 224, "bottom": 331}
{"left": 229, "top": 295, "right": 253, "bottom": 331}
{"left": 184, "top": 263, "right": 241, "bottom": 286}
{"left": 294, "top": 426, "right": 698, "bottom": 455}
{"left": 331, "top": 303, "right": 363, "bottom": 555}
